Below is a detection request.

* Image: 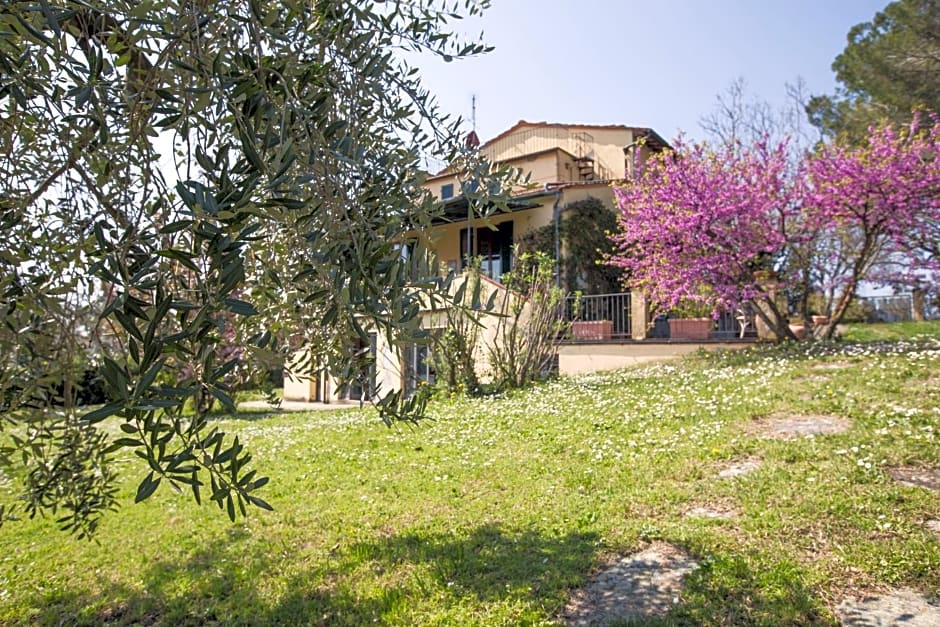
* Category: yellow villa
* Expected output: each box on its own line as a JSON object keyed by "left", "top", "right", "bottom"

{"left": 283, "top": 120, "right": 750, "bottom": 403}
{"left": 422, "top": 120, "right": 667, "bottom": 282}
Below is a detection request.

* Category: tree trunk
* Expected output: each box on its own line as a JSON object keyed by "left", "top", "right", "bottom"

{"left": 912, "top": 288, "right": 926, "bottom": 322}
{"left": 752, "top": 295, "right": 796, "bottom": 341}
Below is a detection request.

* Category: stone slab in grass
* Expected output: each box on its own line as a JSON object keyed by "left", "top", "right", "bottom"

{"left": 748, "top": 413, "right": 851, "bottom": 440}
{"left": 562, "top": 542, "right": 698, "bottom": 626}
{"left": 717, "top": 458, "right": 762, "bottom": 478}
{"left": 684, "top": 505, "right": 738, "bottom": 520}
{"left": 926, "top": 519, "right": 940, "bottom": 536}
{"left": 887, "top": 466, "right": 940, "bottom": 491}
{"left": 835, "top": 588, "right": 940, "bottom": 626}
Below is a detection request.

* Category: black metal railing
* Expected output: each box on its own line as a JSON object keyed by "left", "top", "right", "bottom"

{"left": 563, "top": 292, "right": 632, "bottom": 340}
{"left": 711, "top": 310, "right": 759, "bottom": 339}
{"left": 560, "top": 294, "right": 759, "bottom": 342}
{"left": 648, "top": 309, "right": 758, "bottom": 340}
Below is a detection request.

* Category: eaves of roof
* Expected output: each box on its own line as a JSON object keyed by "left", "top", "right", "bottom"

{"left": 432, "top": 191, "right": 550, "bottom": 224}
{"left": 481, "top": 120, "right": 664, "bottom": 150}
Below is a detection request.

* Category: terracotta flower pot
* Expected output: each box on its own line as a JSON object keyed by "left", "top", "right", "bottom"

{"left": 811, "top": 315, "right": 829, "bottom": 326}
{"left": 571, "top": 320, "right": 613, "bottom": 341}
{"left": 789, "top": 323, "right": 806, "bottom": 339}
{"left": 668, "top": 318, "right": 712, "bottom": 340}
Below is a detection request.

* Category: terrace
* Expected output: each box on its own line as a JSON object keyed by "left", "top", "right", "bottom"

{"left": 562, "top": 292, "right": 759, "bottom": 342}
{"left": 557, "top": 291, "right": 760, "bottom": 375}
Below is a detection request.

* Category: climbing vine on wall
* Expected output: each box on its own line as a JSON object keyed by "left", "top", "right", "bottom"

{"left": 519, "top": 197, "right": 623, "bottom": 295}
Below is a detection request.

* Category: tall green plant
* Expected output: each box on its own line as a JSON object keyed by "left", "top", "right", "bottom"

{"left": 488, "top": 250, "right": 571, "bottom": 389}
{"left": 808, "top": 0, "right": 940, "bottom": 142}
{"left": 427, "top": 266, "right": 485, "bottom": 395}
{"left": 519, "top": 197, "right": 622, "bottom": 294}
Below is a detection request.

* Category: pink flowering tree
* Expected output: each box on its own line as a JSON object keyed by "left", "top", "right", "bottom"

{"left": 804, "top": 115, "right": 940, "bottom": 336}
{"left": 610, "top": 139, "right": 798, "bottom": 339}
{"left": 611, "top": 115, "right": 940, "bottom": 341}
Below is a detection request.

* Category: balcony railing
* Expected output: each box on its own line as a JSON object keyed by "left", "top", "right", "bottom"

{"left": 648, "top": 309, "right": 759, "bottom": 340}
{"left": 561, "top": 293, "right": 760, "bottom": 342}
{"left": 564, "top": 292, "right": 632, "bottom": 340}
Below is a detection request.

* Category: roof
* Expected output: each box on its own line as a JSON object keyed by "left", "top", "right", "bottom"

{"left": 433, "top": 193, "right": 545, "bottom": 224}
{"left": 430, "top": 180, "right": 617, "bottom": 225}
{"left": 627, "top": 128, "right": 670, "bottom": 152}
{"left": 481, "top": 120, "right": 669, "bottom": 150}
{"left": 424, "top": 146, "right": 582, "bottom": 181}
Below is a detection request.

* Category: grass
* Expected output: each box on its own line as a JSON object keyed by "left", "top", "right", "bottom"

{"left": 1, "top": 322, "right": 939, "bottom": 625}
{"left": 841, "top": 319, "right": 940, "bottom": 343}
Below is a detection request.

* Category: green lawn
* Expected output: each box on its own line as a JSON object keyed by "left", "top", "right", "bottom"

{"left": 841, "top": 319, "right": 940, "bottom": 343}
{"left": 1, "top": 323, "right": 939, "bottom": 625}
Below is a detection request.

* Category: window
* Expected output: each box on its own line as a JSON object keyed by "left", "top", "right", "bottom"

{"left": 404, "top": 333, "right": 439, "bottom": 396}
{"left": 460, "top": 221, "right": 513, "bottom": 280}
{"left": 440, "top": 183, "right": 454, "bottom": 199}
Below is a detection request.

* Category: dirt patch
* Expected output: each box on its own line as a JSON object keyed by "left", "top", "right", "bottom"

{"left": 886, "top": 466, "right": 940, "bottom": 491}
{"left": 835, "top": 588, "right": 940, "bottom": 626}
{"left": 905, "top": 376, "right": 940, "bottom": 392}
{"left": 748, "top": 413, "right": 851, "bottom": 440}
{"left": 810, "top": 360, "right": 854, "bottom": 372}
{"left": 684, "top": 505, "right": 738, "bottom": 520}
{"left": 562, "top": 542, "right": 698, "bottom": 626}
{"left": 794, "top": 374, "right": 833, "bottom": 384}
{"left": 717, "top": 458, "right": 762, "bottom": 478}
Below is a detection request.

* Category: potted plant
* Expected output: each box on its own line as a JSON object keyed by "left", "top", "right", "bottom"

{"left": 788, "top": 320, "right": 808, "bottom": 339}
{"left": 667, "top": 299, "right": 714, "bottom": 340}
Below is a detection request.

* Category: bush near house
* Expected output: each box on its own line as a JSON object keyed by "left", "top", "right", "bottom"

{"left": 520, "top": 197, "right": 622, "bottom": 296}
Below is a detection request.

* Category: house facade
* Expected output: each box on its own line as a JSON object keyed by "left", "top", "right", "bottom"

{"left": 422, "top": 121, "right": 666, "bottom": 281}
{"left": 284, "top": 121, "right": 669, "bottom": 403}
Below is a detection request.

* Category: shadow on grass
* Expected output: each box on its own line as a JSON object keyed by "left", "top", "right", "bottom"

{"left": 18, "top": 526, "right": 840, "bottom": 626}
{"left": 18, "top": 523, "right": 599, "bottom": 626}
{"left": 204, "top": 406, "right": 367, "bottom": 423}
{"left": 665, "top": 552, "right": 833, "bottom": 626}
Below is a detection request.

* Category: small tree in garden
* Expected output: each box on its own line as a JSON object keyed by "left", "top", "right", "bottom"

{"left": 0, "top": 0, "right": 508, "bottom": 537}
{"left": 611, "top": 116, "right": 940, "bottom": 340}
{"left": 804, "top": 116, "right": 940, "bottom": 338}
{"left": 427, "top": 266, "right": 485, "bottom": 396}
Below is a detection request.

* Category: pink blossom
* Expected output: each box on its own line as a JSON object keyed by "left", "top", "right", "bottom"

{"left": 611, "top": 116, "right": 940, "bottom": 335}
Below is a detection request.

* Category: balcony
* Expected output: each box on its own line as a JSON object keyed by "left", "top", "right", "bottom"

{"left": 562, "top": 292, "right": 758, "bottom": 342}
{"left": 564, "top": 292, "right": 632, "bottom": 341}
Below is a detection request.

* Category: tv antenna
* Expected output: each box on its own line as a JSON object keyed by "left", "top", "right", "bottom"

{"left": 471, "top": 94, "right": 477, "bottom": 131}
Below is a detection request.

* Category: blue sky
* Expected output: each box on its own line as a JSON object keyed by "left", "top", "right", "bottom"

{"left": 412, "top": 0, "right": 888, "bottom": 143}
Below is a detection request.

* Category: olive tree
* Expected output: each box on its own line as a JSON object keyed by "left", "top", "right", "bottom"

{"left": 0, "top": 0, "right": 510, "bottom": 537}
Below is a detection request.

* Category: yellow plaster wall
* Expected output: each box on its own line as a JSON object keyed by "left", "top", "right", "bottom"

{"left": 558, "top": 185, "right": 615, "bottom": 208}
{"left": 429, "top": 201, "right": 555, "bottom": 269}
{"left": 519, "top": 151, "right": 560, "bottom": 187}
{"left": 423, "top": 126, "right": 646, "bottom": 200}
{"left": 426, "top": 173, "right": 460, "bottom": 199}
{"left": 557, "top": 341, "right": 751, "bottom": 375}
{"left": 283, "top": 350, "right": 318, "bottom": 401}
{"left": 484, "top": 126, "right": 635, "bottom": 181}
{"left": 283, "top": 330, "right": 402, "bottom": 403}
{"left": 586, "top": 127, "right": 634, "bottom": 179}
{"left": 425, "top": 149, "right": 577, "bottom": 198}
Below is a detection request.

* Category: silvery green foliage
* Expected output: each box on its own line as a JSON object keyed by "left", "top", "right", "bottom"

{"left": 0, "top": 0, "right": 513, "bottom": 537}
